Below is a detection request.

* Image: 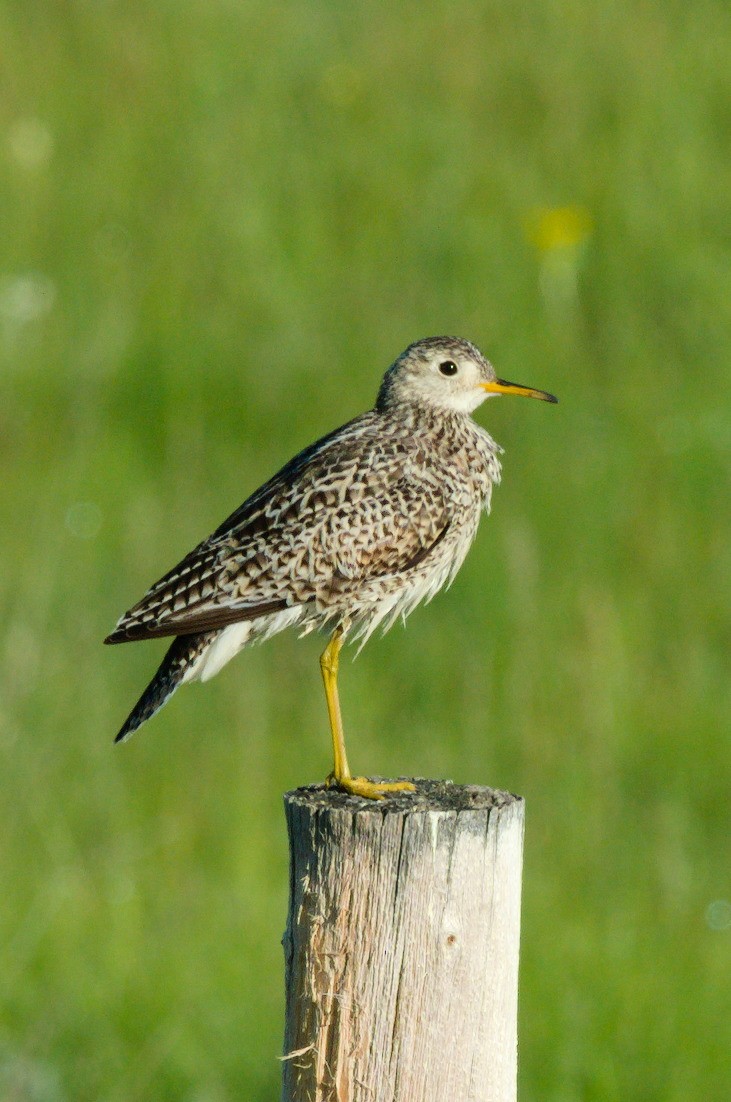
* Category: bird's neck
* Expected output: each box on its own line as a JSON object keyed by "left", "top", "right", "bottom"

{"left": 382, "top": 398, "right": 493, "bottom": 445}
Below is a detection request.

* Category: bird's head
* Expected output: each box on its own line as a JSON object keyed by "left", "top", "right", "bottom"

{"left": 376, "top": 336, "right": 557, "bottom": 415}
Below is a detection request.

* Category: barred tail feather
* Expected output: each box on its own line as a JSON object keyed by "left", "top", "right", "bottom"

{"left": 114, "top": 632, "right": 215, "bottom": 744}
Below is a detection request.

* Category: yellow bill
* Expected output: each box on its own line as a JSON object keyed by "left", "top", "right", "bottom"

{"left": 481, "top": 378, "right": 558, "bottom": 403}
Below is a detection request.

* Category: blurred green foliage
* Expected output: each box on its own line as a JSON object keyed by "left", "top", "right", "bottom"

{"left": 1, "top": 0, "right": 730, "bottom": 1098}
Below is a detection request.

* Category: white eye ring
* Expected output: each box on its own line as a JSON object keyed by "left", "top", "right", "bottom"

{"left": 439, "top": 360, "right": 458, "bottom": 377}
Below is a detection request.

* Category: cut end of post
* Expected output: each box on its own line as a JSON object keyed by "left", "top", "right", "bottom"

{"left": 285, "top": 777, "right": 523, "bottom": 815}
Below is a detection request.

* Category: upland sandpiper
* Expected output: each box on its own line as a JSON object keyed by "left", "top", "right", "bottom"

{"left": 106, "top": 336, "right": 557, "bottom": 799}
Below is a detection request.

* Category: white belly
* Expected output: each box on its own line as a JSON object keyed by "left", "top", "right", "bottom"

{"left": 185, "top": 606, "right": 304, "bottom": 684}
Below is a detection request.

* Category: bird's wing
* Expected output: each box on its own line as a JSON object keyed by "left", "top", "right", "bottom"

{"left": 209, "top": 415, "right": 372, "bottom": 540}
{"left": 104, "top": 537, "right": 290, "bottom": 643}
{"left": 105, "top": 415, "right": 375, "bottom": 643}
{"left": 105, "top": 413, "right": 452, "bottom": 643}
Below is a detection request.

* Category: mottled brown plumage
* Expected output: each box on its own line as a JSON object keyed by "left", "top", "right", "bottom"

{"left": 106, "top": 336, "right": 556, "bottom": 794}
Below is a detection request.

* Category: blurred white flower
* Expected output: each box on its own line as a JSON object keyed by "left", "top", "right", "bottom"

{"left": 0, "top": 273, "right": 56, "bottom": 325}
{"left": 65, "top": 502, "right": 103, "bottom": 540}
{"left": 705, "top": 899, "right": 731, "bottom": 931}
{"left": 6, "top": 117, "right": 54, "bottom": 170}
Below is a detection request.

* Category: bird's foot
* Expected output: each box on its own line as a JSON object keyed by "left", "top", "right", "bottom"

{"left": 326, "top": 773, "right": 417, "bottom": 801}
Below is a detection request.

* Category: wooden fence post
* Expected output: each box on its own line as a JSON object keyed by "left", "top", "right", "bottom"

{"left": 281, "top": 779, "right": 524, "bottom": 1102}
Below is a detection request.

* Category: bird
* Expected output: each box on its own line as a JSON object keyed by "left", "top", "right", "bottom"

{"left": 105, "top": 336, "right": 557, "bottom": 800}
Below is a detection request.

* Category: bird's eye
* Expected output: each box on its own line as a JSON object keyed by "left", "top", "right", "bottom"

{"left": 439, "top": 360, "right": 458, "bottom": 376}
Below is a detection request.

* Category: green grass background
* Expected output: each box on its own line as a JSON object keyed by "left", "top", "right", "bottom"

{"left": 1, "top": 1, "right": 729, "bottom": 1098}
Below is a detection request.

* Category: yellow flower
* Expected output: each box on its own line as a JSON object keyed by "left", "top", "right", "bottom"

{"left": 527, "top": 205, "right": 593, "bottom": 252}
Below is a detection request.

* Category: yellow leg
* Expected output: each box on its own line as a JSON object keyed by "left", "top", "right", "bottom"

{"left": 319, "top": 627, "right": 416, "bottom": 801}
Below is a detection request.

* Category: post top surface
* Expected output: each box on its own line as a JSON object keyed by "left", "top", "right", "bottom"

{"left": 285, "top": 778, "right": 522, "bottom": 815}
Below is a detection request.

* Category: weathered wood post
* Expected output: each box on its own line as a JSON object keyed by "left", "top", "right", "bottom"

{"left": 281, "top": 779, "right": 524, "bottom": 1102}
